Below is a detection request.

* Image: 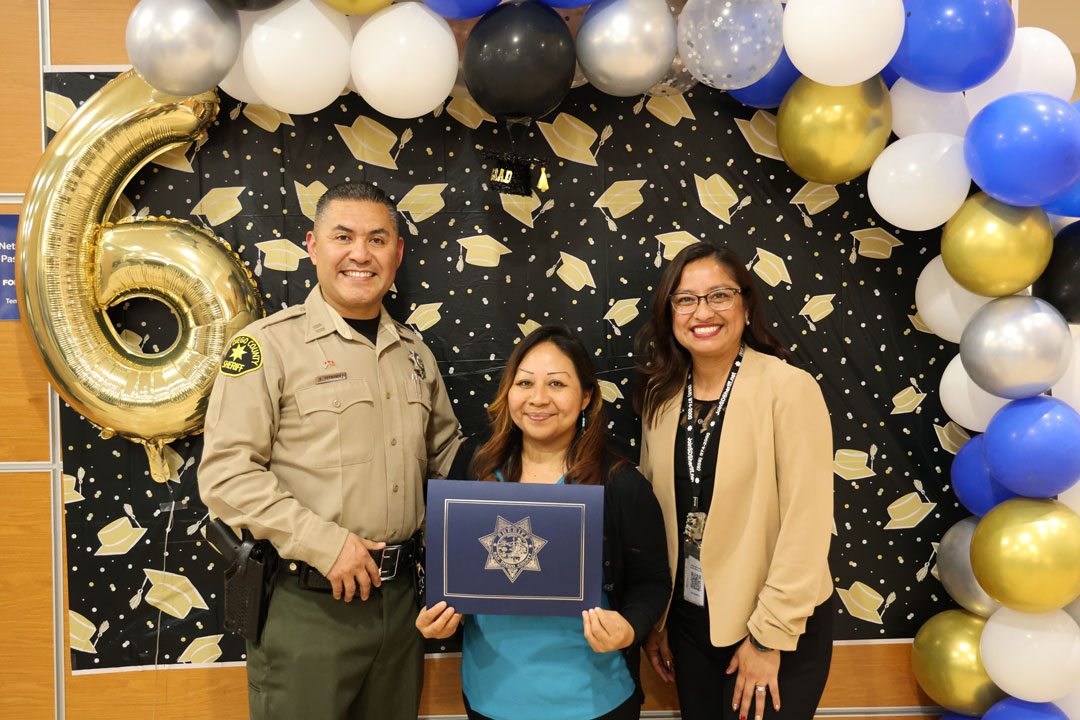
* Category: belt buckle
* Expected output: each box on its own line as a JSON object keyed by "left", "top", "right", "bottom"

{"left": 379, "top": 545, "right": 400, "bottom": 581}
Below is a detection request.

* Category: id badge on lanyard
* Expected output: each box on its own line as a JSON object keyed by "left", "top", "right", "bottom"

{"left": 681, "top": 345, "right": 743, "bottom": 606}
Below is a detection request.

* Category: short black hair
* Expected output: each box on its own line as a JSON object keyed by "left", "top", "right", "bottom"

{"left": 314, "top": 181, "right": 399, "bottom": 237}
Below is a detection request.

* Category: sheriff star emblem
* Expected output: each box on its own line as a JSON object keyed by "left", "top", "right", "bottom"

{"left": 478, "top": 515, "right": 548, "bottom": 583}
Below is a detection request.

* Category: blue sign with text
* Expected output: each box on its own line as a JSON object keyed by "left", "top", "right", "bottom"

{"left": 0, "top": 214, "right": 18, "bottom": 320}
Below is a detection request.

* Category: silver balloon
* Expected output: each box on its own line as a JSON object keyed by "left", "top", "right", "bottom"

{"left": 938, "top": 517, "right": 1001, "bottom": 618}
{"left": 677, "top": 0, "right": 783, "bottom": 90}
{"left": 576, "top": 0, "right": 678, "bottom": 97}
{"left": 126, "top": 0, "right": 241, "bottom": 96}
{"left": 959, "top": 295, "right": 1073, "bottom": 399}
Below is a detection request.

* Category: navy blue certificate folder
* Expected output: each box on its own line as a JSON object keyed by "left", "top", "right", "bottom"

{"left": 425, "top": 479, "right": 604, "bottom": 617}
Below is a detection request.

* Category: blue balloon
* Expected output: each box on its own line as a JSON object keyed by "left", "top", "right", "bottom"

{"left": 964, "top": 92, "right": 1080, "bottom": 207}
{"left": 984, "top": 396, "right": 1080, "bottom": 497}
{"left": 951, "top": 435, "right": 1018, "bottom": 516}
{"left": 941, "top": 713, "right": 982, "bottom": 720}
{"left": 879, "top": 60, "right": 901, "bottom": 90}
{"left": 890, "top": 0, "right": 1014, "bottom": 93}
{"left": 423, "top": 0, "right": 499, "bottom": 19}
{"left": 728, "top": 47, "right": 800, "bottom": 109}
{"left": 984, "top": 699, "right": 1067, "bottom": 720}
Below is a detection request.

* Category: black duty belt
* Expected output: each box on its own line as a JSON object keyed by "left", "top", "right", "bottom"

{"left": 280, "top": 532, "right": 421, "bottom": 592}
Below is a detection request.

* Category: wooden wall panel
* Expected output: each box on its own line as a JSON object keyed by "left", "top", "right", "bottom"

{"left": 0, "top": 3, "right": 42, "bottom": 193}
{"left": 0, "top": 473, "right": 54, "bottom": 720}
{"left": 49, "top": 0, "right": 136, "bottom": 66}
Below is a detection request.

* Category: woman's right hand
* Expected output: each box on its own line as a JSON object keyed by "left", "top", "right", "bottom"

{"left": 415, "top": 601, "right": 463, "bottom": 639}
{"left": 645, "top": 627, "right": 675, "bottom": 683}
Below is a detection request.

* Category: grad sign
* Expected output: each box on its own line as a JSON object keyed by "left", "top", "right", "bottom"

{"left": 426, "top": 479, "right": 604, "bottom": 616}
{"left": 0, "top": 215, "right": 18, "bottom": 319}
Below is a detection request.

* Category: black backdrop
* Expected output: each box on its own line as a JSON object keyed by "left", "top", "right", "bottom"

{"left": 46, "top": 71, "right": 963, "bottom": 671}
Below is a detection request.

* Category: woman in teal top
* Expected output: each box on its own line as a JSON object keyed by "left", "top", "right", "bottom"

{"left": 416, "top": 325, "right": 671, "bottom": 720}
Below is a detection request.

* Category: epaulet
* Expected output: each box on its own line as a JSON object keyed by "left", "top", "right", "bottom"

{"left": 248, "top": 303, "right": 306, "bottom": 332}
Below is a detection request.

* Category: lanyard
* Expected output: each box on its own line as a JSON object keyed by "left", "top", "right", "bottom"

{"left": 684, "top": 344, "right": 744, "bottom": 513}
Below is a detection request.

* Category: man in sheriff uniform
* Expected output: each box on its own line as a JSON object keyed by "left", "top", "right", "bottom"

{"left": 199, "top": 181, "right": 461, "bottom": 720}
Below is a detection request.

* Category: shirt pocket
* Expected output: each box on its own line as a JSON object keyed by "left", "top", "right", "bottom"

{"left": 295, "top": 379, "right": 375, "bottom": 467}
{"left": 404, "top": 378, "right": 432, "bottom": 460}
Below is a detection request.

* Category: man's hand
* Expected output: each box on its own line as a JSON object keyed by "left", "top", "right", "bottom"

{"left": 326, "top": 533, "right": 385, "bottom": 602}
{"left": 416, "top": 601, "right": 463, "bottom": 639}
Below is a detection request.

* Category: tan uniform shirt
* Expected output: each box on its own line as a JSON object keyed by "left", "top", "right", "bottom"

{"left": 199, "top": 286, "right": 462, "bottom": 575}
{"left": 639, "top": 347, "right": 834, "bottom": 652}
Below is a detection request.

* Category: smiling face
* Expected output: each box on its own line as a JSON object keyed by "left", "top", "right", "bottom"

{"left": 507, "top": 342, "right": 592, "bottom": 451}
{"left": 306, "top": 199, "right": 403, "bottom": 320}
{"left": 671, "top": 257, "right": 746, "bottom": 364}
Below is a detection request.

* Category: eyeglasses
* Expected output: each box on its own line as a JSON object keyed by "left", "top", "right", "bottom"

{"left": 669, "top": 288, "right": 742, "bottom": 314}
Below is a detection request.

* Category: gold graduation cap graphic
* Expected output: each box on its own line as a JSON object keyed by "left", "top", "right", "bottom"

{"left": 604, "top": 298, "right": 640, "bottom": 336}
{"left": 406, "top": 303, "right": 443, "bottom": 332}
{"left": 799, "top": 294, "right": 835, "bottom": 331}
{"left": 696, "top": 174, "right": 750, "bottom": 224}
{"left": 45, "top": 91, "right": 77, "bottom": 132}
{"left": 646, "top": 94, "right": 695, "bottom": 126}
{"left": 885, "top": 491, "right": 936, "bottom": 530}
{"left": 930, "top": 541, "right": 940, "bottom": 581}
{"left": 335, "top": 115, "right": 402, "bottom": 170}
{"left": 934, "top": 421, "right": 971, "bottom": 455}
{"left": 599, "top": 380, "right": 624, "bottom": 404}
{"left": 791, "top": 182, "right": 839, "bottom": 216}
{"left": 746, "top": 247, "right": 791, "bottom": 287}
{"left": 538, "top": 113, "right": 610, "bottom": 167}
{"left": 518, "top": 319, "right": 541, "bottom": 337}
{"left": 655, "top": 231, "right": 699, "bottom": 267}
{"left": 108, "top": 193, "right": 136, "bottom": 223}
{"left": 63, "top": 473, "right": 84, "bottom": 504}
{"left": 837, "top": 582, "right": 894, "bottom": 624}
{"left": 446, "top": 96, "right": 494, "bottom": 129}
{"left": 141, "top": 569, "right": 209, "bottom": 620}
{"left": 295, "top": 180, "right": 328, "bottom": 222}
{"left": 255, "top": 239, "right": 309, "bottom": 273}
{"left": 95, "top": 517, "right": 147, "bottom": 556}
{"left": 398, "top": 184, "right": 448, "bottom": 232}
{"left": 850, "top": 228, "right": 903, "bottom": 263}
{"left": 151, "top": 143, "right": 194, "bottom": 174}
{"left": 891, "top": 383, "right": 926, "bottom": 414}
{"left": 161, "top": 445, "right": 195, "bottom": 485}
{"left": 735, "top": 110, "right": 782, "bottom": 161}
{"left": 178, "top": 635, "right": 224, "bottom": 664}
{"left": 909, "top": 313, "right": 933, "bottom": 334}
{"left": 191, "top": 187, "right": 245, "bottom": 226}
{"left": 456, "top": 235, "right": 511, "bottom": 270}
{"left": 501, "top": 192, "right": 555, "bottom": 228}
{"left": 69, "top": 611, "right": 100, "bottom": 654}
{"left": 120, "top": 328, "right": 146, "bottom": 353}
{"left": 243, "top": 103, "right": 295, "bottom": 133}
{"left": 595, "top": 180, "right": 646, "bottom": 230}
{"left": 834, "top": 448, "right": 875, "bottom": 480}
{"left": 546, "top": 252, "right": 597, "bottom": 292}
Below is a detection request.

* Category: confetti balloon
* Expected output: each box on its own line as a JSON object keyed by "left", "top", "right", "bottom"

{"left": 911, "top": 609, "right": 1006, "bottom": 715}
{"left": 676, "top": 0, "right": 783, "bottom": 90}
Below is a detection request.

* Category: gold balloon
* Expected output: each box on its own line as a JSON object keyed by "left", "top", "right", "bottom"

{"left": 970, "top": 498, "right": 1080, "bottom": 613}
{"left": 776, "top": 75, "right": 892, "bottom": 185}
{"left": 321, "top": 0, "right": 392, "bottom": 14}
{"left": 17, "top": 71, "right": 263, "bottom": 481}
{"left": 911, "top": 610, "right": 1006, "bottom": 715}
{"left": 941, "top": 192, "right": 1053, "bottom": 297}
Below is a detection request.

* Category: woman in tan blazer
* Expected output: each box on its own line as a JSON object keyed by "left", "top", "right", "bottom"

{"left": 634, "top": 242, "right": 834, "bottom": 720}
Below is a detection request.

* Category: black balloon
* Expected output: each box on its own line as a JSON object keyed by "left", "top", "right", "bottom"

{"left": 463, "top": 0, "right": 576, "bottom": 121}
{"left": 1033, "top": 221, "right": 1080, "bottom": 322}
{"left": 216, "top": 0, "right": 284, "bottom": 9}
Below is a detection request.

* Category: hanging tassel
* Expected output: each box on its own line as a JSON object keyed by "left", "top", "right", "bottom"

{"left": 537, "top": 165, "right": 549, "bottom": 192}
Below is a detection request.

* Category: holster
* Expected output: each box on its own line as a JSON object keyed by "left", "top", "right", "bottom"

{"left": 207, "top": 519, "right": 278, "bottom": 644}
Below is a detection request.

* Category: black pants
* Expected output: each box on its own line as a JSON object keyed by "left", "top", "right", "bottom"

{"left": 463, "top": 691, "right": 640, "bottom": 720}
{"left": 666, "top": 595, "right": 834, "bottom": 720}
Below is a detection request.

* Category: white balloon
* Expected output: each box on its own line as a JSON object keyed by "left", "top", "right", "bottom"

{"left": 219, "top": 10, "right": 264, "bottom": 105}
{"left": 1052, "top": 326, "right": 1080, "bottom": 414}
{"left": 352, "top": 4, "right": 458, "bottom": 119}
{"left": 965, "top": 26, "right": 1077, "bottom": 118}
{"left": 244, "top": 0, "right": 352, "bottom": 116}
{"left": 915, "top": 256, "right": 992, "bottom": 343}
{"left": 344, "top": 14, "right": 369, "bottom": 95}
{"left": 890, "top": 78, "right": 970, "bottom": 138}
{"left": 1062, "top": 481, "right": 1080, "bottom": 516}
{"left": 781, "top": 0, "right": 905, "bottom": 87}
{"left": 868, "top": 133, "right": 970, "bottom": 232}
{"left": 982, "top": 607, "right": 1080, "bottom": 702}
{"left": 939, "top": 353, "right": 1010, "bottom": 432}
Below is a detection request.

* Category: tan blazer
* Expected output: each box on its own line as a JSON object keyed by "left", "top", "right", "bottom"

{"left": 639, "top": 346, "right": 834, "bottom": 652}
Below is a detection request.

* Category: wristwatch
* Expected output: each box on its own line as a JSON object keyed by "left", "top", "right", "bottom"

{"left": 749, "top": 634, "right": 775, "bottom": 652}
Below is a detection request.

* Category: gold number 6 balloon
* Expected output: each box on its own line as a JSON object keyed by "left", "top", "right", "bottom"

{"left": 17, "top": 71, "right": 263, "bottom": 481}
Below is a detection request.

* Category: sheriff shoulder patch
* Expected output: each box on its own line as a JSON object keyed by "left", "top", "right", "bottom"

{"left": 220, "top": 335, "right": 262, "bottom": 377}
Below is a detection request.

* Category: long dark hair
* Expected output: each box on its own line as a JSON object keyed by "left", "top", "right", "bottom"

{"left": 473, "top": 325, "right": 622, "bottom": 485}
{"left": 633, "top": 242, "right": 792, "bottom": 427}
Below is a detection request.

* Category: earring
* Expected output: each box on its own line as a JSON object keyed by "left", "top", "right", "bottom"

{"left": 580, "top": 414, "right": 586, "bottom": 429}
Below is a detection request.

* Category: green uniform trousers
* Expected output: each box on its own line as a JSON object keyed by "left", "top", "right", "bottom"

{"left": 246, "top": 572, "right": 423, "bottom": 720}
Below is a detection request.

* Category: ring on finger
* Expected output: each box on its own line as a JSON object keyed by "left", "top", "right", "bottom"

{"left": 755, "top": 684, "right": 767, "bottom": 693}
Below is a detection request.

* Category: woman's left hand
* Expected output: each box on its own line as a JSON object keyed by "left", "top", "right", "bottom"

{"left": 582, "top": 607, "right": 634, "bottom": 653}
{"left": 727, "top": 636, "right": 781, "bottom": 720}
